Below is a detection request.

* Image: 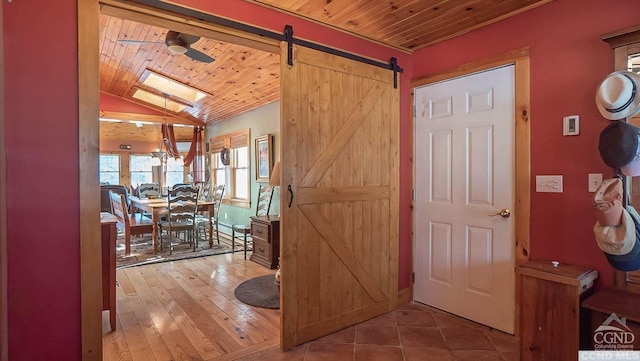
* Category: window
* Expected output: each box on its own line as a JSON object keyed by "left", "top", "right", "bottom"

{"left": 212, "top": 152, "right": 226, "bottom": 189}
{"left": 129, "top": 155, "right": 154, "bottom": 185}
{"left": 210, "top": 129, "right": 250, "bottom": 207}
{"left": 233, "top": 146, "right": 249, "bottom": 200}
{"left": 165, "top": 157, "right": 184, "bottom": 188}
{"left": 99, "top": 154, "right": 120, "bottom": 185}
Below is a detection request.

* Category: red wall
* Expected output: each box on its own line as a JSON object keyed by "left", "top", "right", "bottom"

{"left": 11, "top": 0, "right": 632, "bottom": 358}
{"left": 100, "top": 92, "right": 164, "bottom": 115}
{"left": 412, "top": 0, "right": 640, "bottom": 288}
{"left": 3, "top": 1, "right": 81, "bottom": 360}
{"left": 2, "top": 1, "right": 412, "bottom": 359}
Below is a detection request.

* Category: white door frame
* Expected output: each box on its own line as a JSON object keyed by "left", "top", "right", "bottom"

{"left": 410, "top": 48, "right": 531, "bottom": 337}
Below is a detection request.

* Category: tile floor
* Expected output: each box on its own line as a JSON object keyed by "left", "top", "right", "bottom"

{"left": 237, "top": 302, "right": 519, "bottom": 361}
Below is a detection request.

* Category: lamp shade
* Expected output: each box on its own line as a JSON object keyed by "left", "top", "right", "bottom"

{"left": 150, "top": 156, "right": 162, "bottom": 167}
{"left": 269, "top": 161, "right": 281, "bottom": 186}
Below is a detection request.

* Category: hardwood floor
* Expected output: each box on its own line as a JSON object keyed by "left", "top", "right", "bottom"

{"left": 104, "top": 253, "right": 519, "bottom": 360}
{"left": 103, "top": 253, "right": 280, "bottom": 361}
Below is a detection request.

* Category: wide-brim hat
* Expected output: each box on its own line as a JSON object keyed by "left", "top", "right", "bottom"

{"left": 622, "top": 156, "right": 640, "bottom": 176}
{"left": 594, "top": 206, "right": 636, "bottom": 255}
{"left": 593, "top": 178, "right": 624, "bottom": 226}
{"left": 605, "top": 206, "right": 640, "bottom": 271}
{"left": 596, "top": 70, "right": 640, "bottom": 120}
{"left": 599, "top": 121, "right": 640, "bottom": 168}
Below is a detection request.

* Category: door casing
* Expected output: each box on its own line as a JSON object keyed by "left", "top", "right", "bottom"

{"left": 410, "top": 48, "right": 531, "bottom": 336}
{"left": 413, "top": 65, "right": 516, "bottom": 333}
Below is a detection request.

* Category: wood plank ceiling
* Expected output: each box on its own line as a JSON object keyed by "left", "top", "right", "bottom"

{"left": 99, "top": 13, "right": 280, "bottom": 142}
{"left": 99, "top": 0, "right": 552, "bottom": 143}
{"left": 246, "top": 0, "right": 553, "bottom": 50}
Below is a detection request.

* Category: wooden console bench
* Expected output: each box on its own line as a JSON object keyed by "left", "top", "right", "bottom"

{"left": 582, "top": 288, "right": 640, "bottom": 350}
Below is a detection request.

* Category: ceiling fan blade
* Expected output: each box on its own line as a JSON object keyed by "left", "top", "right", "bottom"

{"left": 177, "top": 33, "right": 201, "bottom": 45}
{"left": 184, "top": 48, "right": 214, "bottom": 63}
{"left": 118, "top": 39, "right": 164, "bottom": 45}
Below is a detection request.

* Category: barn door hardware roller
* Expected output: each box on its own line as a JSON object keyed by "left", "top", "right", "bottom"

{"left": 283, "top": 25, "right": 404, "bottom": 88}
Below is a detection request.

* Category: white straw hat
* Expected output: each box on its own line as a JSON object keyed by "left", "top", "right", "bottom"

{"left": 596, "top": 70, "right": 640, "bottom": 120}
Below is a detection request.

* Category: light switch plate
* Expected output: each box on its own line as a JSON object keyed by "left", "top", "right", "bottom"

{"left": 563, "top": 115, "right": 580, "bottom": 136}
{"left": 536, "top": 175, "right": 563, "bottom": 193}
{"left": 588, "top": 173, "right": 603, "bottom": 192}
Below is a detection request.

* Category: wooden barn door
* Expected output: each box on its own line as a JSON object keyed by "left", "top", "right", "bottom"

{"left": 279, "top": 44, "right": 400, "bottom": 349}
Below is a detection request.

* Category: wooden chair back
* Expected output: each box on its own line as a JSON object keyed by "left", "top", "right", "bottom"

{"left": 109, "top": 191, "right": 130, "bottom": 228}
{"left": 138, "top": 183, "right": 161, "bottom": 198}
{"left": 166, "top": 185, "right": 200, "bottom": 226}
{"left": 255, "top": 185, "right": 274, "bottom": 216}
{"left": 171, "top": 183, "right": 191, "bottom": 190}
{"left": 109, "top": 190, "right": 153, "bottom": 255}
{"left": 100, "top": 185, "right": 128, "bottom": 213}
{"left": 212, "top": 185, "right": 225, "bottom": 219}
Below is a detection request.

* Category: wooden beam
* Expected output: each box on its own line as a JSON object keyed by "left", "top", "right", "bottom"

{"left": 602, "top": 24, "right": 640, "bottom": 49}
{"left": 0, "top": 1, "right": 6, "bottom": 359}
{"left": 100, "top": 0, "right": 280, "bottom": 54}
{"left": 99, "top": 110, "right": 203, "bottom": 126}
{"left": 79, "top": 0, "right": 103, "bottom": 360}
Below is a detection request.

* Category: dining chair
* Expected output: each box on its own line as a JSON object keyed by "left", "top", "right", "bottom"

{"left": 231, "top": 184, "right": 274, "bottom": 259}
{"left": 137, "top": 183, "right": 161, "bottom": 198}
{"left": 100, "top": 184, "right": 129, "bottom": 213}
{"left": 109, "top": 191, "right": 154, "bottom": 256}
{"left": 157, "top": 184, "right": 199, "bottom": 254}
{"left": 171, "top": 183, "right": 192, "bottom": 190}
{"left": 195, "top": 184, "right": 225, "bottom": 245}
{"left": 135, "top": 182, "right": 161, "bottom": 217}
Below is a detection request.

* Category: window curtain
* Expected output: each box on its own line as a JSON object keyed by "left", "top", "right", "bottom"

{"left": 161, "top": 124, "right": 180, "bottom": 159}
{"left": 184, "top": 127, "right": 204, "bottom": 182}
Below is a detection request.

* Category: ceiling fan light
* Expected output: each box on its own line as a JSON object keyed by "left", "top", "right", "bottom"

{"left": 167, "top": 44, "right": 188, "bottom": 54}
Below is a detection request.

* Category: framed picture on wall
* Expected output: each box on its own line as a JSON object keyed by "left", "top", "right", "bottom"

{"left": 255, "top": 134, "right": 273, "bottom": 182}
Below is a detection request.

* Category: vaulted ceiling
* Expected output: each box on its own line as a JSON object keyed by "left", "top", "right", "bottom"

{"left": 99, "top": 0, "right": 552, "bottom": 143}
{"left": 247, "top": 0, "right": 552, "bottom": 50}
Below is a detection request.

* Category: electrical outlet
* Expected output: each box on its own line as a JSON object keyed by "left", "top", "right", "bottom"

{"left": 224, "top": 213, "right": 228, "bottom": 220}
{"left": 588, "top": 173, "right": 603, "bottom": 192}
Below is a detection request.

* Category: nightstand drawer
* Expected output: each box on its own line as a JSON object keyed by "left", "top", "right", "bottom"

{"left": 249, "top": 216, "right": 280, "bottom": 269}
{"left": 252, "top": 238, "right": 269, "bottom": 259}
{"left": 251, "top": 223, "right": 269, "bottom": 241}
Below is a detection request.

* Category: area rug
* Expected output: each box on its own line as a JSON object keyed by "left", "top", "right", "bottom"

{"left": 234, "top": 274, "right": 280, "bottom": 309}
{"left": 116, "top": 234, "right": 235, "bottom": 269}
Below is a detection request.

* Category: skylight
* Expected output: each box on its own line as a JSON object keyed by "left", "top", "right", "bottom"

{"left": 141, "top": 70, "right": 207, "bottom": 103}
{"left": 132, "top": 88, "right": 188, "bottom": 113}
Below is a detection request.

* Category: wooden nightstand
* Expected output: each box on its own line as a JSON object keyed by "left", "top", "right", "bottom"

{"left": 249, "top": 215, "right": 280, "bottom": 269}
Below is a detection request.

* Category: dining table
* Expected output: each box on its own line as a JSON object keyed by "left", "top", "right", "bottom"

{"left": 129, "top": 196, "right": 218, "bottom": 254}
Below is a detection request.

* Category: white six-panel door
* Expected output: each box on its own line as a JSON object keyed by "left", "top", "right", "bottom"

{"left": 414, "top": 65, "right": 516, "bottom": 333}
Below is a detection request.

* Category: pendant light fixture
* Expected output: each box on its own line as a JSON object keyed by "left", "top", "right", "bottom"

{"left": 150, "top": 94, "right": 169, "bottom": 166}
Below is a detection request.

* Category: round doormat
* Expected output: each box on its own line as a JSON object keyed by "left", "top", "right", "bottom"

{"left": 234, "top": 274, "right": 280, "bottom": 309}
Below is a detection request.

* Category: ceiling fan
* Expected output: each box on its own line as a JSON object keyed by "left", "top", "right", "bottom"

{"left": 119, "top": 30, "right": 215, "bottom": 63}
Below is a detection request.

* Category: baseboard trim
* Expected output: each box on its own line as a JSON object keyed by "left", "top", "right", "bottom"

{"left": 398, "top": 287, "right": 412, "bottom": 305}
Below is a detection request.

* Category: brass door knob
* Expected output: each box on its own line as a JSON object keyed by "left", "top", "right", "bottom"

{"left": 490, "top": 208, "right": 511, "bottom": 218}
